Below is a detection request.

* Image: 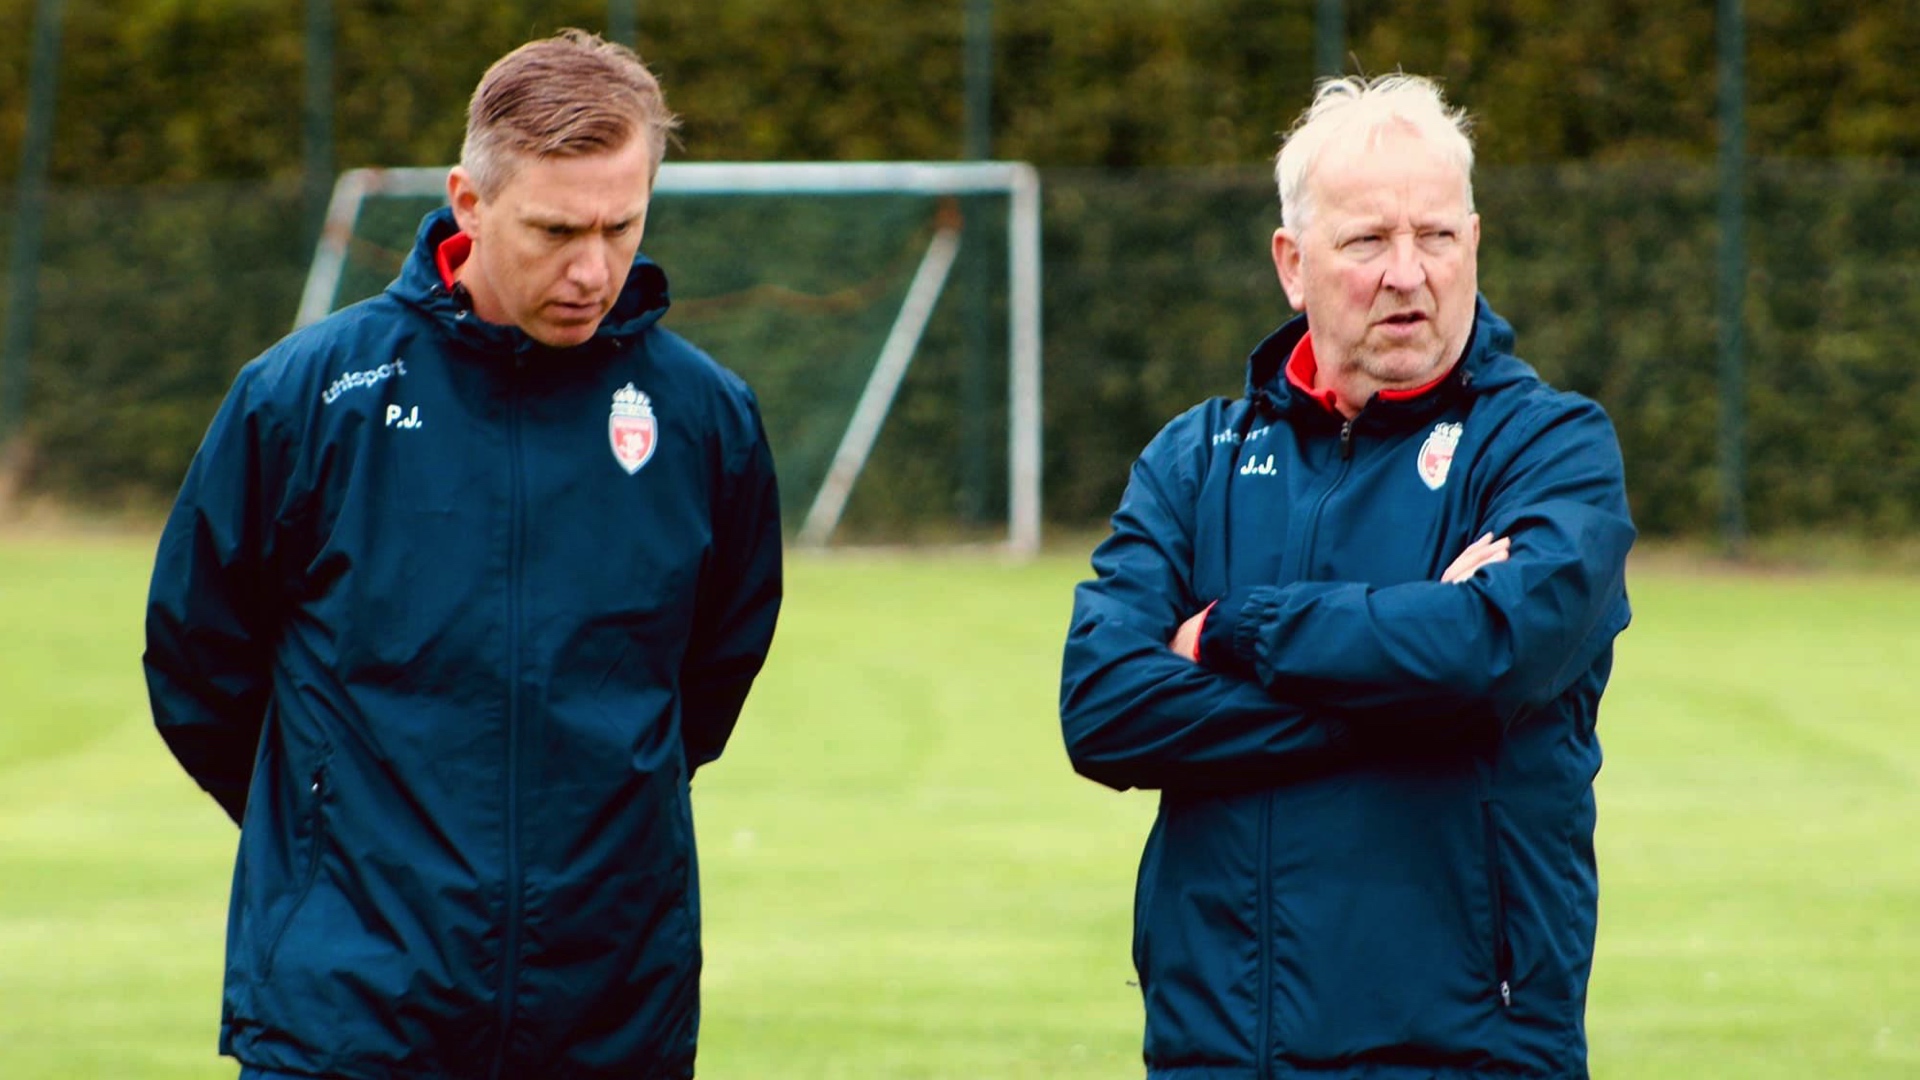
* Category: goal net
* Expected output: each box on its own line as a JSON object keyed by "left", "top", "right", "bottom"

{"left": 298, "top": 162, "right": 1042, "bottom": 555}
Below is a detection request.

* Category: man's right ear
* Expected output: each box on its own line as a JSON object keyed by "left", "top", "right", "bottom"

{"left": 1271, "top": 228, "right": 1306, "bottom": 311}
{"left": 447, "top": 167, "right": 483, "bottom": 235}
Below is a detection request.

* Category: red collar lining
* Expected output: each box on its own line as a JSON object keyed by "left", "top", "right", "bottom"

{"left": 1284, "top": 331, "right": 1455, "bottom": 412}
{"left": 1283, "top": 334, "right": 1343, "bottom": 414}
{"left": 435, "top": 232, "right": 473, "bottom": 290}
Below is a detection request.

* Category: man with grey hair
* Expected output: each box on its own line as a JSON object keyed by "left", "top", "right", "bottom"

{"left": 146, "top": 30, "right": 782, "bottom": 1079}
{"left": 1061, "top": 74, "right": 1633, "bottom": 1077}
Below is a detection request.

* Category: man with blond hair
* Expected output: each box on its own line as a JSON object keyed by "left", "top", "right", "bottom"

{"left": 146, "top": 30, "right": 782, "bottom": 1079}
{"left": 1061, "top": 74, "right": 1633, "bottom": 1078}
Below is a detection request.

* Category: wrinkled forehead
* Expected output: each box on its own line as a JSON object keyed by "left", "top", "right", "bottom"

{"left": 1306, "top": 124, "right": 1473, "bottom": 219}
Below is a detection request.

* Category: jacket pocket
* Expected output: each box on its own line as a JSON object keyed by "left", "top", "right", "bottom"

{"left": 1131, "top": 813, "right": 1166, "bottom": 989}
{"left": 1483, "top": 799, "right": 1515, "bottom": 1009}
{"left": 262, "top": 758, "right": 330, "bottom": 978}
{"left": 1137, "top": 792, "right": 1266, "bottom": 1070}
{"left": 668, "top": 773, "right": 700, "bottom": 954}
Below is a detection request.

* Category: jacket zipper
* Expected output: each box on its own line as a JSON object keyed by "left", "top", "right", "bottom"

{"left": 1257, "top": 791, "right": 1274, "bottom": 1080}
{"left": 492, "top": 364, "right": 528, "bottom": 1076}
{"left": 1483, "top": 804, "right": 1514, "bottom": 1008}
{"left": 1262, "top": 416, "right": 1355, "bottom": 1068}
{"left": 1299, "top": 419, "right": 1357, "bottom": 573}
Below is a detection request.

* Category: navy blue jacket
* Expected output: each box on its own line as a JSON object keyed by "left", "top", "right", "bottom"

{"left": 144, "top": 208, "right": 782, "bottom": 1080}
{"left": 1060, "top": 299, "right": 1633, "bottom": 1079}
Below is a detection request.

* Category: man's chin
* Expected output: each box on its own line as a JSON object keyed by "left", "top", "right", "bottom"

{"left": 528, "top": 320, "right": 603, "bottom": 349}
{"left": 1364, "top": 349, "right": 1451, "bottom": 388}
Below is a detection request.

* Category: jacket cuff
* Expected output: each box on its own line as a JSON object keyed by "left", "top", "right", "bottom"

{"left": 1197, "top": 587, "right": 1262, "bottom": 679}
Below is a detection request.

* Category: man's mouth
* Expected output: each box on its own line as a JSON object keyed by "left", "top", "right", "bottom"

{"left": 1380, "top": 311, "right": 1428, "bottom": 326}
{"left": 550, "top": 300, "right": 603, "bottom": 320}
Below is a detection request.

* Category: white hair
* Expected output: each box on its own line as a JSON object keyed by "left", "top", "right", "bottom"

{"left": 1274, "top": 73, "right": 1476, "bottom": 231}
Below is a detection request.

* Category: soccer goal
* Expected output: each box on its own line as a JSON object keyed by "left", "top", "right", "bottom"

{"left": 298, "top": 162, "right": 1043, "bottom": 556}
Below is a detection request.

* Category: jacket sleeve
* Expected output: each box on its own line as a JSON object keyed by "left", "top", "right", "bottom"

{"left": 679, "top": 393, "right": 783, "bottom": 775}
{"left": 1196, "top": 397, "right": 1634, "bottom": 724}
{"left": 1061, "top": 412, "right": 1353, "bottom": 793}
{"left": 143, "top": 364, "right": 293, "bottom": 824}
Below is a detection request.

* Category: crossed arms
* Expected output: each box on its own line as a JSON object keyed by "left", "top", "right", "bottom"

{"left": 1058, "top": 401, "right": 1634, "bottom": 793}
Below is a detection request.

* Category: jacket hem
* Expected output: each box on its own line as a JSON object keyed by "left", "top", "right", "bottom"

{"left": 237, "top": 1057, "right": 696, "bottom": 1080}
{"left": 1144, "top": 1060, "right": 1582, "bottom": 1068}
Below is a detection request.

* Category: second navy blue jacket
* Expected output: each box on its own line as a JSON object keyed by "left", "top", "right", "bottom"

{"left": 1060, "top": 299, "right": 1633, "bottom": 1079}
{"left": 144, "top": 208, "right": 782, "bottom": 1079}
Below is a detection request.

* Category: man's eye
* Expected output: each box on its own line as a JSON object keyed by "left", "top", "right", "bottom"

{"left": 607, "top": 222, "right": 632, "bottom": 237}
{"left": 545, "top": 225, "right": 573, "bottom": 239}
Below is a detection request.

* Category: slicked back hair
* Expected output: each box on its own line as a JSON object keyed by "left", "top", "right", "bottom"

{"left": 461, "top": 28, "right": 680, "bottom": 198}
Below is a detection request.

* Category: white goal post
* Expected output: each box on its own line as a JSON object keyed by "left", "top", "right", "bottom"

{"left": 297, "top": 162, "right": 1044, "bottom": 556}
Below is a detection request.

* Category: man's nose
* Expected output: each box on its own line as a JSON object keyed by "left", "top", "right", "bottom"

{"left": 1381, "top": 235, "right": 1426, "bottom": 293}
{"left": 567, "top": 241, "right": 613, "bottom": 292}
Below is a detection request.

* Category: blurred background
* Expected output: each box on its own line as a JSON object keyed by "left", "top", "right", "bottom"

{"left": 2, "top": 0, "right": 1917, "bottom": 548}
{"left": 3, "top": 5, "right": 1919, "bottom": 1079}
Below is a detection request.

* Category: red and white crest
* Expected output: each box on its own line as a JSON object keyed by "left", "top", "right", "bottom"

{"left": 609, "top": 382, "right": 658, "bottom": 474}
{"left": 1417, "top": 422, "right": 1463, "bottom": 491}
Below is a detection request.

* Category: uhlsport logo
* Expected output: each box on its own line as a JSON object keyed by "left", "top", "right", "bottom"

{"left": 609, "top": 383, "right": 658, "bottom": 474}
{"left": 321, "top": 358, "right": 406, "bottom": 405}
{"left": 1417, "top": 422, "right": 1463, "bottom": 491}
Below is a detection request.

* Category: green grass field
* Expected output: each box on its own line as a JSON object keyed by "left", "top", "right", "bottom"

{"left": 1, "top": 532, "right": 1915, "bottom": 1078}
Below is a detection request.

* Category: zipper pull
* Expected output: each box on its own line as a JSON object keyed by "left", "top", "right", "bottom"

{"left": 1499, "top": 980, "right": 1512, "bottom": 1008}
{"left": 1339, "top": 420, "right": 1355, "bottom": 459}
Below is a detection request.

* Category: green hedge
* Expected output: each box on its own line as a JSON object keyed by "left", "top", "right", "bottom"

{"left": 5, "top": 161, "right": 1918, "bottom": 538}
{"left": 1038, "top": 161, "right": 1920, "bottom": 536}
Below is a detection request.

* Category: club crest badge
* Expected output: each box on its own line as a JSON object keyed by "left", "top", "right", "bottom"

{"left": 609, "top": 382, "right": 658, "bottom": 474}
{"left": 1417, "top": 422, "right": 1463, "bottom": 491}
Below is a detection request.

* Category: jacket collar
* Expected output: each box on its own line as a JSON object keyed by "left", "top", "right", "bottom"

{"left": 388, "top": 206, "right": 672, "bottom": 358}
{"left": 1245, "top": 294, "right": 1535, "bottom": 424}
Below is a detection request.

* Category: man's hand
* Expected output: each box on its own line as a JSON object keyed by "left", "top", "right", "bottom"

{"left": 1170, "top": 604, "right": 1210, "bottom": 662}
{"left": 1443, "top": 532, "right": 1510, "bottom": 583}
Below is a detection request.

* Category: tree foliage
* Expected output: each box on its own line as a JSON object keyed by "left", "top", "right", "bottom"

{"left": 0, "top": 1, "right": 1917, "bottom": 536}
{"left": 5, "top": 0, "right": 1917, "bottom": 180}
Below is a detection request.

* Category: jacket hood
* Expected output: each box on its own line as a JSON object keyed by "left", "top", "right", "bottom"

{"left": 388, "top": 206, "right": 672, "bottom": 356}
{"left": 1245, "top": 294, "right": 1538, "bottom": 420}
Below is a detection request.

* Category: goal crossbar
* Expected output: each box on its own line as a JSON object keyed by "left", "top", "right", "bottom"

{"left": 299, "top": 161, "right": 1043, "bottom": 556}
